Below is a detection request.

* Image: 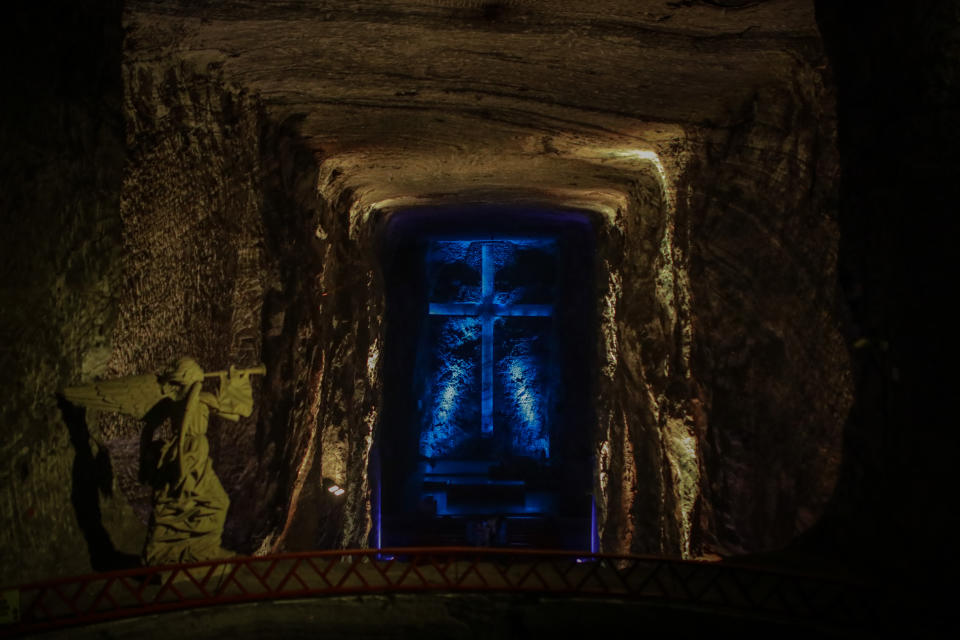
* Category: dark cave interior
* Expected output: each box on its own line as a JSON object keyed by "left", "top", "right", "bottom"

{"left": 1, "top": 0, "right": 958, "bottom": 631}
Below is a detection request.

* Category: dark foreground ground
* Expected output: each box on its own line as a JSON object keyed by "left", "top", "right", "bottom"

{"left": 29, "top": 592, "right": 879, "bottom": 640}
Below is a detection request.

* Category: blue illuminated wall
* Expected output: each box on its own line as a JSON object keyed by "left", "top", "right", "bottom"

{"left": 420, "top": 239, "right": 557, "bottom": 460}
{"left": 378, "top": 207, "right": 596, "bottom": 549}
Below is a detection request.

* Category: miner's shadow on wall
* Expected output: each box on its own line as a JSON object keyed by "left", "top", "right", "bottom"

{"left": 57, "top": 395, "right": 156, "bottom": 572}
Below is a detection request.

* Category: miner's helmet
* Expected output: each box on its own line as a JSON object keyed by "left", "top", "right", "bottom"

{"left": 164, "top": 357, "right": 204, "bottom": 387}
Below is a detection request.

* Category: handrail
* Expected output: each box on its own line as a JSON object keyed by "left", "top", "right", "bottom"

{"left": 0, "top": 547, "right": 878, "bottom": 636}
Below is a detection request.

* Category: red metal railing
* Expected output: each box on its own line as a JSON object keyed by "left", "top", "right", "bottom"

{"left": 0, "top": 548, "right": 876, "bottom": 636}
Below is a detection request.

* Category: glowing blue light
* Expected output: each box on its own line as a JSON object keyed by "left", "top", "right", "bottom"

{"left": 422, "top": 238, "right": 555, "bottom": 459}
{"left": 504, "top": 356, "right": 549, "bottom": 458}
{"left": 420, "top": 315, "right": 480, "bottom": 458}
{"left": 510, "top": 360, "right": 537, "bottom": 424}
{"left": 376, "top": 479, "right": 382, "bottom": 549}
{"left": 591, "top": 494, "right": 599, "bottom": 553}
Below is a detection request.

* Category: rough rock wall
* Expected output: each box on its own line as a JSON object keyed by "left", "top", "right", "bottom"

{"left": 317, "top": 194, "right": 385, "bottom": 550}
{"left": 0, "top": 0, "right": 387, "bottom": 573}
{"left": 594, "top": 169, "right": 698, "bottom": 557}
{"left": 0, "top": 2, "right": 127, "bottom": 584}
{"left": 584, "top": 67, "right": 851, "bottom": 559}
{"left": 100, "top": 58, "right": 274, "bottom": 553}
{"left": 109, "top": 53, "right": 340, "bottom": 556}
{"left": 0, "top": 22, "right": 344, "bottom": 578}
{"left": 679, "top": 61, "right": 852, "bottom": 556}
{"left": 248, "top": 121, "right": 328, "bottom": 554}
{"left": 274, "top": 177, "right": 385, "bottom": 552}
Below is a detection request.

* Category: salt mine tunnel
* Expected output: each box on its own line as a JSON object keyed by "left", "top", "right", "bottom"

{"left": 1, "top": 0, "right": 956, "bottom": 635}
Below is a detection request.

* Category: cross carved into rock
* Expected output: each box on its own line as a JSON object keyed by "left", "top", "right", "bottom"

{"left": 429, "top": 242, "right": 553, "bottom": 436}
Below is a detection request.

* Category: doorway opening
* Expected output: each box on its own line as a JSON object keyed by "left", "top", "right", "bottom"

{"left": 376, "top": 206, "right": 596, "bottom": 549}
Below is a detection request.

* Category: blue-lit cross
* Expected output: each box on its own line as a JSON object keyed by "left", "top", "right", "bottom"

{"left": 429, "top": 242, "right": 553, "bottom": 436}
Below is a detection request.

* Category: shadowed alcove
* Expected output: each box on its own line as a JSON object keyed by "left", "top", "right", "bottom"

{"left": 377, "top": 206, "right": 597, "bottom": 549}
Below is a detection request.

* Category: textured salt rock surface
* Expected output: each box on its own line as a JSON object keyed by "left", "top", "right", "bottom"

{"left": 0, "top": 0, "right": 874, "bottom": 584}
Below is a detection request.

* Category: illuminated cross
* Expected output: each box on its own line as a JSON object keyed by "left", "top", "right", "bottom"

{"left": 429, "top": 242, "right": 553, "bottom": 436}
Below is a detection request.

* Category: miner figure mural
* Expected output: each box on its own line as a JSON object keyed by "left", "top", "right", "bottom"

{"left": 62, "top": 358, "right": 265, "bottom": 566}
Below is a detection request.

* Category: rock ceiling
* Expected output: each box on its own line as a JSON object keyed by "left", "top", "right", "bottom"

{"left": 125, "top": 0, "right": 824, "bottom": 213}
